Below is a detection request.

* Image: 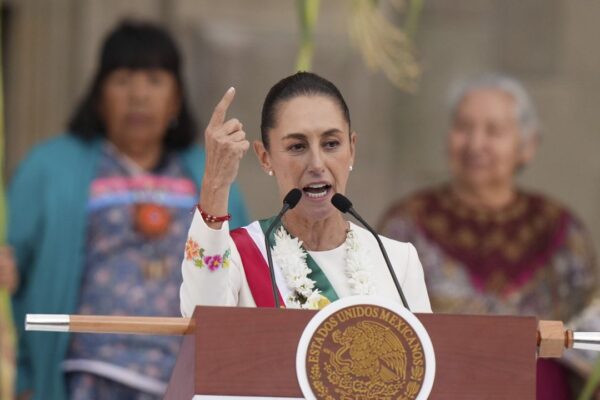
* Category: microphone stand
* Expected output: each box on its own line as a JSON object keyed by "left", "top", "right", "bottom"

{"left": 331, "top": 193, "right": 410, "bottom": 310}
{"left": 346, "top": 208, "right": 410, "bottom": 310}
{"left": 264, "top": 207, "right": 288, "bottom": 309}
{"left": 264, "top": 189, "right": 302, "bottom": 308}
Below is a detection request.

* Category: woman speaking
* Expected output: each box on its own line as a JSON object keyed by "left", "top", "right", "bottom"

{"left": 180, "top": 72, "right": 430, "bottom": 314}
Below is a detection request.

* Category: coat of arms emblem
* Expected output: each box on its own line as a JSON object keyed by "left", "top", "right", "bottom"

{"left": 297, "top": 296, "right": 435, "bottom": 400}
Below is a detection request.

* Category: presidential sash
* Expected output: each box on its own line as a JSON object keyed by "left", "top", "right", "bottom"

{"left": 230, "top": 217, "right": 339, "bottom": 308}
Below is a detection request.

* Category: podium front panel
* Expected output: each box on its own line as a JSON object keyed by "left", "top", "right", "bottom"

{"left": 195, "top": 307, "right": 315, "bottom": 397}
{"left": 166, "top": 306, "right": 537, "bottom": 399}
{"left": 419, "top": 313, "right": 537, "bottom": 399}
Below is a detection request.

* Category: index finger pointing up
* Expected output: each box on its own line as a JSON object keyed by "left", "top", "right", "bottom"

{"left": 208, "top": 87, "right": 236, "bottom": 128}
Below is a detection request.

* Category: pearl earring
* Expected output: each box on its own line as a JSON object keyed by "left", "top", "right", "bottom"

{"left": 268, "top": 170, "right": 273, "bottom": 176}
{"left": 349, "top": 165, "right": 353, "bottom": 172}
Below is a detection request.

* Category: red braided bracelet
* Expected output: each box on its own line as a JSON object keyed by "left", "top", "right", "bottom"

{"left": 196, "top": 204, "right": 231, "bottom": 223}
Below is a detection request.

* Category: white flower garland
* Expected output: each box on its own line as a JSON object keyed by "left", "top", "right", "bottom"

{"left": 271, "top": 225, "right": 375, "bottom": 309}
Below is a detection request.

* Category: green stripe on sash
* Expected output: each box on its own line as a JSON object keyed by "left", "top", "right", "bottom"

{"left": 259, "top": 217, "right": 340, "bottom": 303}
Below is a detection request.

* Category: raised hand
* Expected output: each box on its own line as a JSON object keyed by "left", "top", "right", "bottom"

{"left": 203, "top": 87, "right": 249, "bottom": 189}
{"left": 200, "top": 87, "right": 250, "bottom": 222}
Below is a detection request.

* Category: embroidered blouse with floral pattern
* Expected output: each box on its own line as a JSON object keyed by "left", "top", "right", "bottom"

{"left": 378, "top": 185, "right": 598, "bottom": 399}
{"left": 179, "top": 209, "right": 433, "bottom": 316}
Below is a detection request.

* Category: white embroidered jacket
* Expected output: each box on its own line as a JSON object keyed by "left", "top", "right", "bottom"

{"left": 180, "top": 209, "right": 432, "bottom": 316}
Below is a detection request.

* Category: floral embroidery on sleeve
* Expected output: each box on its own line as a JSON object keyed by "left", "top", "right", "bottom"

{"left": 185, "top": 238, "right": 230, "bottom": 271}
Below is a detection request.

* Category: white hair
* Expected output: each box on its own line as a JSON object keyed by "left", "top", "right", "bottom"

{"left": 447, "top": 73, "right": 541, "bottom": 139}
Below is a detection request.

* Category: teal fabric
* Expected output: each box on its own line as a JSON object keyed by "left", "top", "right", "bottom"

{"left": 258, "top": 217, "right": 339, "bottom": 303}
{"left": 7, "top": 134, "right": 249, "bottom": 400}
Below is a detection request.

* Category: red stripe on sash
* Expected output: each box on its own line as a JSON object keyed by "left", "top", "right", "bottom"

{"left": 230, "top": 227, "right": 285, "bottom": 308}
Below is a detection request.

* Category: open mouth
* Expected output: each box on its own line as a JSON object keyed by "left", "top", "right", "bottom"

{"left": 302, "top": 183, "right": 332, "bottom": 199}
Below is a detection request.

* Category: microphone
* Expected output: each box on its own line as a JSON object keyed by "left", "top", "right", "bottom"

{"left": 265, "top": 188, "right": 302, "bottom": 308}
{"left": 331, "top": 193, "right": 410, "bottom": 310}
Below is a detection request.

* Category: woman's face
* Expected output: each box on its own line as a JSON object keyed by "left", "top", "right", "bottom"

{"left": 256, "top": 95, "right": 356, "bottom": 221}
{"left": 100, "top": 68, "right": 180, "bottom": 151}
{"left": 448, "top": 89, "right": 535, "bottom": 191}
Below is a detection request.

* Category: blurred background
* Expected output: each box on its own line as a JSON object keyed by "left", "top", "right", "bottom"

{"left": 1, "top": 0, "right": 600, "bottom": 398}
{"left": 3, "top": 0, "right": 600, "bottom": 252}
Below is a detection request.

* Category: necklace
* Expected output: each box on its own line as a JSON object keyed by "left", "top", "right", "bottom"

{"left": 104, "top": 142, "right": 172, "bottom": 280}
{"left": 105, "top": 142, "right": 172, "bottom": 238}
{"left": 271, "top": 224, "right": 375, "bottom": 309}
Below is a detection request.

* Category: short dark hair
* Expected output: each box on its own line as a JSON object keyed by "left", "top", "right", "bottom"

{"left": 68, "top": 20, "right": 197, "bottom": 149}
{"left": 260, "top": 71, "right": 351, "bottom": 150}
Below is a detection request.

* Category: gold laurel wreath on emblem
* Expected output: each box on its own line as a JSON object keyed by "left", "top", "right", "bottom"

{"left": 322, "top": 320, "right": 409, "bottom": 399}
{"left": 305, "top": 304, "right": 428, "bottom": 400}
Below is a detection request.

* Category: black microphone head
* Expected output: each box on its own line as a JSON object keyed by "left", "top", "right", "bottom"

{"left": 331, "top": 193, "right": 353, "bottom": 213}
{"left": 283, "top": 188, "right": 302, "bottom": 209}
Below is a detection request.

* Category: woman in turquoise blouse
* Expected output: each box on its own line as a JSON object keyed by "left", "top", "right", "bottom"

{"left": 4, "top": 20, "right": 248, "bottom": 400}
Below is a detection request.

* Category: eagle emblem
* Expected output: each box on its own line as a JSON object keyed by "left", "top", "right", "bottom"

{"left": 323, "top": 320, "right": 409, "bottom": 399}
{"left": 301, "top": 303, "right": 431, "bottom": 400}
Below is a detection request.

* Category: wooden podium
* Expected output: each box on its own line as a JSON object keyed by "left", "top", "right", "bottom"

{"left": 164, "top": 306, "right": 538, "bottom": 399}
{"left": 29, "top": 305, "right": 576, "bottom": 399}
